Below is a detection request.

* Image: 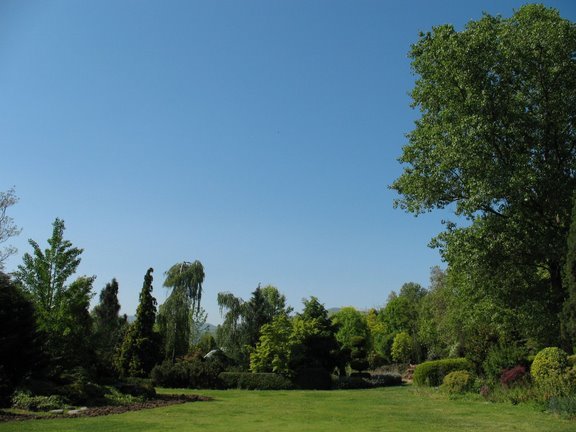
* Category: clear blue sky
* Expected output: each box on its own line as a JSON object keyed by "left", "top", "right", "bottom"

{"left": 2, "top": 1, "right": 575, "bottom": 324}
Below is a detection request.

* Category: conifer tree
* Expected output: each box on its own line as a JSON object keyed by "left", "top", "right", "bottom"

{"left": 117, "top": 268, "right": 160, "bottom": 377}
{"left": 92, "top": 279, "right": 127, "bottom": 376}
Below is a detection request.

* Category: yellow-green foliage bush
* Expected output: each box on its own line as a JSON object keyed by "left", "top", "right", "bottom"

{"left": 413, "top": 358, "right": 474, "bottom": 387}
{"left": 530, "top": 347, "right": 568, "bottom": 384}
{"left": 441, "top": 370, "right": 474, "bottom": 394}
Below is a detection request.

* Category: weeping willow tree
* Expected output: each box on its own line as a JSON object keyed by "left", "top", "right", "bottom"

{"left": 157, "top": 260, "right": 206, "bottom": 361}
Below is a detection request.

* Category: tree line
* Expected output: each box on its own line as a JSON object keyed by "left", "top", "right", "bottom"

{"left": 1, "top": 2, "right": 575, "bottom": 401}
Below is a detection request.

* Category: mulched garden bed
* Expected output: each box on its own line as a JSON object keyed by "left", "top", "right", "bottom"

{"left": 0, "top": 393, "right": 212, "bottom": 422}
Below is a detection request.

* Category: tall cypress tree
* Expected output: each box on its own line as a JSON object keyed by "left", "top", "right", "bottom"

{"left": 562, "top": 195, "right": 576, "bottom": 352}
{"left": 117, "top": 268, "right": 160, "bottom": 377}
{"left": 92, "top": 279, "right": 127, "bottom": 376}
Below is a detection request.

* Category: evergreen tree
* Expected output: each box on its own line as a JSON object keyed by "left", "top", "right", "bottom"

{"left": 293, "top": 297, "right": 341, "bottom": 374}
{"left": 562, "top": 194, "right": 576, "bottom": 352}
{"left": 92, "top": 279, "right": 128, "bottom": 376}
{"left": 117, "top": 268, "right": 160, "bottom": 377}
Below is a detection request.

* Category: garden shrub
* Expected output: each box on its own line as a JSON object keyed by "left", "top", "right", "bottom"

{"left": 293, "top": 368, "right": 332, "bottom": 390}
{"left": 114, "top": 382, "right": 156, "bottom": 399}
{"left": 568, "top": 354, "right": 576, "bottom": 367}
{"left": 218, "top": 372, "right": 293, "bottom": 390}
{"left": 413, "top": 358, "right": 474, "bottom": 387}
{"left": 482, "top": 345, "right": 527, "bottom": 382}
{"left": 11, "top": 391, "right": 65, "bottom": 411}
{"left": 332, "top": 373, "right": 402, "bottom": 390}
{"left": 0, "top": 366, "right": 12, "bottom": 408}
{"left": 500, "top": 365, "right": 528, "bottom": 388}
{"left": 333, "top": 375, "right": 369, "bottom": 390}
{"left": 530, "top": 347, "right": 568, "bottom": 384}
{"left": 441, "top": 370, "right": 474, "bottom": 394}
{"left": 150, "top": 358, "right": 225, "bottom": 389}
{"left": 548, "top": 394, "right": 576, "bottom": 418}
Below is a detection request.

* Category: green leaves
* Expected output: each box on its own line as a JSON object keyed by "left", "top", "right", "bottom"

{"left": 392, "top": 4, "right": 576, "bottom": 349}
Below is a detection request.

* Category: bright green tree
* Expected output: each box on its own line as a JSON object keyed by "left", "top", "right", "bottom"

{"left": 216, "top": 284, "right": 291, "bottom": 367}
{"left": 331, "top": 307, "right": 370, "bottom": 350}
{"left": 14, "top": 218, "right": 95, "bottom": 371}
{"left": 117, "top": 268, "right": 160, "bottom": 377}
{"left": 391, "top": 331, "right": 413, "bottom": 364}
{"left": 391, "top": 4, "right": 576, "bottom": 348}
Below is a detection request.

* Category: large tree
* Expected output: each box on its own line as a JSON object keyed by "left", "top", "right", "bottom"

{"left": 157, "top": 260, "right": 206, "bottom": 361}
{"left": 92, "top": 279, "right": 128, "bottom": 376}
{"left": 391, "top": 5, "right": 576, "bottom": 348}
{"left": 0, "top": 188, "right": 21, "bottom": 270}
{"left": 216, "top": 284, "right": 291, "bottom": 367}
{"left": 14, "top": 218, "right": 95, "bottom": 371}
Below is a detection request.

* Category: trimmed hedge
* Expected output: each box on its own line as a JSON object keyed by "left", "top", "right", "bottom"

{"left": 151, "top": 359, "right": 224, "bottom": 389}
{"left": 413, "top": 358, "right": 474, "bottom": 387}
{"left": 218, "top": 372, "right": 294, "bottom": 390}
{"left": 333, "top": 373, "right": 403, "bottom": 390}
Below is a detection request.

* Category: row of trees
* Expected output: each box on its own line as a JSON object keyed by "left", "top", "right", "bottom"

{"left": 0, "top": 216, "right": 209, "bottom": 400}
{"left": 1, "top": 3, "right": 575, "bottom": 396}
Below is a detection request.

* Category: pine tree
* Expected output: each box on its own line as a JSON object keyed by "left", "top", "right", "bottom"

{"left": 117, "top": 268, "right": 160, "bottom": 377}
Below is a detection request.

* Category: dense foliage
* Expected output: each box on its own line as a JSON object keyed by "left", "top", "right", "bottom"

{"left": 392, "top": 4, "right": 576, "bottom": 351}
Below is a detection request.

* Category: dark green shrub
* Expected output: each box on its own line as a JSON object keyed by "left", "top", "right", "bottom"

{"left": 61, "top": 380, "right": 109, "bottom": 406}
{"left": 218, "top": 372, "right": 293, "bottom": 390}
{"left": 150, "top": 361, "right": 188, "bottom": 388}
{"left": 567, "top": 354, "right": 576, "bottom": 367}
{"left": 367, "top": 373, "right": 403, "bottom": 387}
{"left": 0, "top": 366, "right": 12, "bottom": 408}
{"left": 332, "top": 373, "right": 402, "bottom": 389}
{"left": 114, "top": 382, "right": 156, "bottom": 399}
{"left": 441, "top": 370, "right": 474, "bottom": 394}
{"left": 293, "top": 368, "right": 332, "bottom": 390}
{"left": 150, "top": 358, "right": 224, "bottom": 389}
{"left": 11, "top": 391, "right": 65, "bottom": 411}
{"left": 333, "top": 376, "right": 369, "bottom": 389}
{"left": 482, "top": 345, "right": 528, "bottom": 382}
{"left": 548, "top": 395, "right": 576, "bottom": 418}
{"left": 413, "top": 358, "right": 474, "bottom": 387}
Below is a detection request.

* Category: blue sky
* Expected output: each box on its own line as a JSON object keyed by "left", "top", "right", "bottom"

{"left": 2, "top": 0, "right": 575, "bottom": 323}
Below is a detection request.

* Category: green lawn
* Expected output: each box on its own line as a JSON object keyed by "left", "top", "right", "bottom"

{"left": 0, "top": 386, "right": 573, "bottom": 432}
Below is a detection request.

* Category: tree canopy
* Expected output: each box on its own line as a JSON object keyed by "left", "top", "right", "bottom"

{"left": 391, "top": 4, "right": 576, "bottom": 348}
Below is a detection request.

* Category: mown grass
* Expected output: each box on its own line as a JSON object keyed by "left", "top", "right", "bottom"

{"left": 0, "top": 386, "right": 573, "bottom": 432}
